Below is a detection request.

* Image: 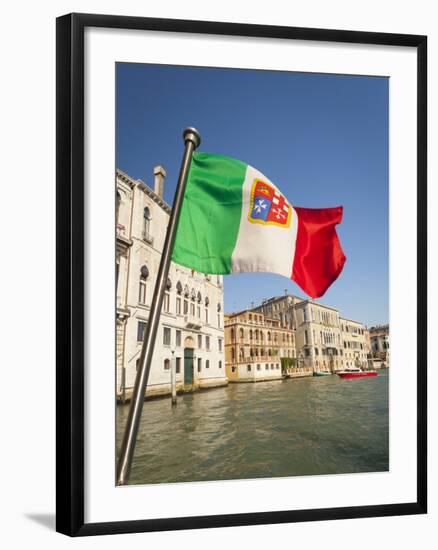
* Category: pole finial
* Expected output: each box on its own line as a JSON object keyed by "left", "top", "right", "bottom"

{"left": 183, "top": 127, "right": 201, "bottom": 149}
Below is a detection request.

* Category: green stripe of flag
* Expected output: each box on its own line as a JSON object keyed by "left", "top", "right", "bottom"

{"left": 172, "top": 152, "right": 247, "bottom": 274}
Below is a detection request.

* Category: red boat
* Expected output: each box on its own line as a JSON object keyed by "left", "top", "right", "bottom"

{"left": 337, "top": 366, "right": 378, "bottom": 379}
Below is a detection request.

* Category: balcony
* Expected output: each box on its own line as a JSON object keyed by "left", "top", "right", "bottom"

{"left": 184, "top": 314, "right": 202, "bottom": 330}
{"left": 116, "top": 223, "right": 132, "bottom": 251}
{"left": 238, "top": 355, "right": 280, "bottom": 363}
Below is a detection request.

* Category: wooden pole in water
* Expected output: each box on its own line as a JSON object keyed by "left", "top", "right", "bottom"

{"left": 171, "top": 349, "right": 177, "bottom": 406}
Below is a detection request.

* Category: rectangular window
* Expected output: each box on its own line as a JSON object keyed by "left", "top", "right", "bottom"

{"left": 197, "top": 358, "right": 202, "bottom": 372}
{"left": 257, "top": 364, "right": 261, "bottom": 371}
{"left": 305, "top": 330, "right": 309, "bottom": 345}
{"left": 198, "top": 334, "right": 202, "bottom": 349}
{"left": 163, "top": 327, "right": 171, "bottom": 346}
{"left": 176, "top": 357, "right": 181, "bottom": 374}
{"left": 247, "top": 365, "right": 251, "bottom": 372}
{"left": 206, "top": 336, "right": 210, "bottom": 350}
{"left": 265, "top": 364, "right": 269, "bottom": 370}
{"left": 190, "top": 303, "right": 195, "bottom": 316}
{"left": 217, "top": 314, "right": 221, "bottom": 327}
{"left": 205, "top": 308, "right": 209, "bottom": 324}
{"left": 219, "top": 361, "right": 222, "bottom": 369}
{"left": 197, "top": 305, "right": 201, "bottom": 318}
{"left": 206, "top": 360, "right": 210, "bottom": 369}
{"left": 176, "top": 297, "right": 181, "bottom": 315}
{"left": 218, "top": 338, "right": 222, "bottom": 352}
{"left": 137, "top": 321, "right": 147, "bottom": 342}
{"left": 176, "top": 330, "right": 181, "bottom": 347}
{"left": 164, "top": 359, "right": 170, "bottom": 370}
{"left": 163, "top": 292, "right": 170, "bottom": 312}
{"left": 138, "top": 281, "right": 146, "bottom": 304}
{"left": 183, "top": 300, "right": 188, "bottom": 315}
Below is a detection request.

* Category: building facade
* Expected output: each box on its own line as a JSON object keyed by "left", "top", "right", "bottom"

{"left": 254, "top": 294, "right": 371, "bottom": 372}
{"left": 369, "top": 324, "right": 390, "bottom": 364}
{"left": 224, "top": 310, "right": 296, "bottom": 382}
{"left": 294, "top": 299, "right": 343, "bottom": 372}
{"left": 254, "top": 293, "right": 304, "bottom": 330}
{"left": 340, "top": 317, "right": 371, "bottom": 369}
{"left": 116, "top": 167, "right": 227, "bottom": 402}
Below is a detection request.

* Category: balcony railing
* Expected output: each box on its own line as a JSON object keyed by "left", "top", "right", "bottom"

{"left": 237, "top": 355, "right": 281, "bottom": 363}
{"left": 116, "top": 223, "right": 126, "bottom": 235}
{"left": 116, "top": 224, "right": 132, "bottom": 247}
{"left": 184, "top": 314, "right": 202, "bottom": 330}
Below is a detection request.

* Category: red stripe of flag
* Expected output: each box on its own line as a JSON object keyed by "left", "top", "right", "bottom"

{"left": 292, "top": 206, "right": 346, "bottom": 298}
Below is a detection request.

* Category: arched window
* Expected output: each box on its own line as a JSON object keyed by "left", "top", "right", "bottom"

{"left": 116, "top": 191, "right": 121, "bottom": 223}
{"left": 143, "top": 207, "right": 151, "bottom": 240}
{"left": 267, "top": 331, "right": 271, "bottom": 341}
{"left": 239, "top": 328, "right": 244, "bottom": 339}
{"left": 231, "top": 328, "right": 235, "bottom": 341}
{"left": 176, "top": 280, "right": 183, "bottom": 294}
{"left": 231, "top": 348, "right": 235, "bottom": 360}
{"left": 249, "top": 329, "right": 253, "bottom": 340}
{"left": 138, "top": 265, "right": 148, "bottom": 304}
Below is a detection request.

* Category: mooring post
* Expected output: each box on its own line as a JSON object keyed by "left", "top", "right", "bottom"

{"left": 171, "top": 349, "right": 177, "bottom": 406}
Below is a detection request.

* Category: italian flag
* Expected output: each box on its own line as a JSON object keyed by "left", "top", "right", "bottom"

{"left": 172, "top": 152, "right": 346, "bottom": 298}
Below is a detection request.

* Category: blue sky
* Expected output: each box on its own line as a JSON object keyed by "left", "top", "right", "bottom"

{"left": 117, "top": 63, "right": 388, "bottom": 327}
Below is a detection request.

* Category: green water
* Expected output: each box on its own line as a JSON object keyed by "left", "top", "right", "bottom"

{"left": 117, "top": 370, "right": 389, "bottom": 485}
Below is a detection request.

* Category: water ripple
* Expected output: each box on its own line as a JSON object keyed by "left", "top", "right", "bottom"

{"left": 117, "top": 371, "right": 389, "bottom": 485}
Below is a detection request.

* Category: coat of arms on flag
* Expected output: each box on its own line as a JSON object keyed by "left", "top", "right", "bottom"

{"left": 248, "top": 179, "right": 292, "bottom": 228}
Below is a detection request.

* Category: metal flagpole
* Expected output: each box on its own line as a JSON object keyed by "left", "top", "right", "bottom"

{"left": 116, "top": 127, "right": 201, "bottom": 486}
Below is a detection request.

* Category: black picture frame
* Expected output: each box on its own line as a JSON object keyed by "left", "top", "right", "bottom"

{"left": 56, "top": 12, "right": 427, "bottom": 537}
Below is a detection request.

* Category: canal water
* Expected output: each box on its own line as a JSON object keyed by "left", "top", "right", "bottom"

{"left": 117, "top": 370, "right": 389, "bottom": 485}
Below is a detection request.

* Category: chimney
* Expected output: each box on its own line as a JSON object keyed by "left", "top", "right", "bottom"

{"left": 154, "top": 165, "right": 166, "bottom": 198}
